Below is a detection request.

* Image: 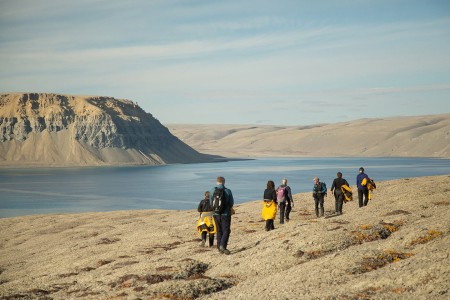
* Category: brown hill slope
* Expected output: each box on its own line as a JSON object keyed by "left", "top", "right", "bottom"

{"left": 0, "top": 175, "right": 449, "bottom": 299}
{"left": 0, "top": 93, "right": 216, "bottom": 166}
{"left": 168, "top": 114, "right": 450, "bottom": 157}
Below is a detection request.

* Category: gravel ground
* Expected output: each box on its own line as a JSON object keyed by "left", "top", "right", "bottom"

{"left": 1, "top": 174, "right": 449, "bottom": 299}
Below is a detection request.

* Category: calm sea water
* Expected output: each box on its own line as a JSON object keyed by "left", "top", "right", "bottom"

{"left": 1, "top": 157, "right": 449, "bottom": 218}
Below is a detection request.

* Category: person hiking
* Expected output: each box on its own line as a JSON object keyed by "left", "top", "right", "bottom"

{"left": 197, "top": 191, "right": 215, "bottom": 247}
{"left": 276, "top": 178, "right": 294, "bottom": 224}
{"left": 312, "top": 177, "right": 326, "bottom": 217}
{"left": 210, "top": 176, "right": 234, "bottom": 255}
{"left": 262, "top": 180, "right": 277, "bottom": 231}
{"left": 330, "top": 172, "right": 349, "bottom": 215}
{"left": 356, "top": 167, "right": 370, "bottom": 207}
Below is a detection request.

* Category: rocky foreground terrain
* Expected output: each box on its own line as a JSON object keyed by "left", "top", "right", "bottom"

{"left": 168, "top": 114, "right": 450, "bottom": 158}
{"left": 0, "top": 93, "right": 215, "bottom": 166}
{"left": 0, "top": 174, "right": 449, "bottom": 299}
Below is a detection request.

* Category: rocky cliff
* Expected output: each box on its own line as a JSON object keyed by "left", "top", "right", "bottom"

{"left": 0, "top": 93, "right": 215, "bottom": 166}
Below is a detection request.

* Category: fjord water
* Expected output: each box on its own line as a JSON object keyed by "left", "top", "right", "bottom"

{"left": 1, "top": 157, "right": 449, "bottom": 218}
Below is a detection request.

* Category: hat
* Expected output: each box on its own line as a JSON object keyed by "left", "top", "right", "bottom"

{"left": 359, "top": 167, "right": 364, "bottom": 172}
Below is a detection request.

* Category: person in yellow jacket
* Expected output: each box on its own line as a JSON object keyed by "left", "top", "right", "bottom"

{"left": 262, "top": 180, "right": 277, "bottom": 231}
{"left": 197, "top": 191, "right": 215, "bottom": 247}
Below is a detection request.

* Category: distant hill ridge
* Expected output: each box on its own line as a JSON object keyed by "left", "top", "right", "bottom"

{"left": 0, "top": 93, "right": 215, "bottom": 166}
{"left": 168, "top": 114, "right": 450, "bottom": 158}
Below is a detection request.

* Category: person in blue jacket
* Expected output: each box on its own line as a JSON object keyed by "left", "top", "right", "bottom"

{"left": 210, "top": 176, "right": 234, "bottom": 255}
{"left": 356, "top": 167, "right": 370, "bottom": 207}
{"left": 312, "top": 177, "right": 326, "bottom": 217}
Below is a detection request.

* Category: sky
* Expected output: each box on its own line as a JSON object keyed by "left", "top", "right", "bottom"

{"left": 1, "top": 0, "right": 450, "bottom": 126}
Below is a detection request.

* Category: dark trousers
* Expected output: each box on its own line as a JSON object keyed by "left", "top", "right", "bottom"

{"left": 334, "top": 190, "right": 344, "bottom": 214}
{"left": 279, "top": 202, "right": 286, "bottom": 224}
{"left": 201, "top": 231, "right": 215, "bottom": 247}
{"left": 285, "top": 202, "right": 292, "bottom": 220}
{"left": 214, "top": 214, "right": 231, "bottom": 250}
{"left": 265, "top": 219, "right": 275, "bottom": 231}
{"left": 358, "top": 188, "right": 369, "bottom": 207}
{"left": 314, "top": 195, "right": 324, "bottom": 217}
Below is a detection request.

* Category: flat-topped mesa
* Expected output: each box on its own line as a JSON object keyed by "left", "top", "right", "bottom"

{"left": 0, "top": 93, "right": 214, "bottom": 166}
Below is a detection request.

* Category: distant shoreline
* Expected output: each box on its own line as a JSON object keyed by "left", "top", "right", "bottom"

{"left": 1, "top": 155, "right": 447, "bottom": 169}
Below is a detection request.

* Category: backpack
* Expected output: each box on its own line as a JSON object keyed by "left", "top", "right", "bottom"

{"left": 320, "top": 182, "right": 327, "bottom": 194}
{"left": 212, "top": 187, "right": 227, "bottom": 214}
{"left": 276, "top": 186, "right": 287, "bottom": 203}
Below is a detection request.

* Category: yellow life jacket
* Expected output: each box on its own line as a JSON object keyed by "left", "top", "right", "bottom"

{"left": 361, "top": 177, "right": 367, "bottom": 186}
{"left": 262, "top": 200, "right": 277, "bottom": 220}
{"left": 197, "top": 212, "right": 217, "bottom": 234}
{"left": 367, "top": 179, "right": 376, "bottom": 200}
{"left": 340, "top": 184, "right": 353, "bottom": 202}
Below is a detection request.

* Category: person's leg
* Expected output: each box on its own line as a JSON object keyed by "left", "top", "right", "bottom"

{"left": 337, "top": 193, "right": 344, "bottom": 214}
{"left": 363, "top": 189, "right": 369, "bottom": 206}
{"left": 285, "top": 203, "right": 292, "bottom": 221}
{"left": 358, "top": 189, "right": 364, "bottom": 208}
{"left": 319, "top": 196, "right": 324, "bottom": 217}
{"left": 314, "top": 198, "right": 319, "bottom": 217}
{"left": 201, "top": 231, "right": 207, "bottom": 246}
{"left": 265, "top": 220, "right": 270, "bottom": 231}
{"left": 213, "top": 215, "right": 222, "bottom": 250}
{"left": 270, "top": 219, "right": 275, "bottom": 230}
{"left": 279, "top": 203, "right": 285, "bottom": 224}
{"left": 334, "top": 192, "right": 339, "bottom": 213}
{"left": 209, "top": 234, "right": 214, "bottom": 247}
{"left": 219, "top": 215, "right": 231, "bottom": 254}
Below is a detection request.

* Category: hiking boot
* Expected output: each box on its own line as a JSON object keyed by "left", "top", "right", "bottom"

{"left": 319, "top": 208, "right": 324, "bottom": 217}
{"left": 219, "top": 246, "right": 231, "bottom": 255}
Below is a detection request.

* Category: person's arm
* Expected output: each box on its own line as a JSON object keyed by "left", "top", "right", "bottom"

{"left": 331, "top": 179, "right": 336, "bottom": 192}
{"left": 288, "top": 187, "right": 294, "bottom": 206}
{"left": 227, "top": 189, "right": 234, "bottom": 207}
{"left": 198, "top": 200, "right": 203, "bottom": 213}
{"left": 209, "top": 188, "right": 214, "bottom": 206}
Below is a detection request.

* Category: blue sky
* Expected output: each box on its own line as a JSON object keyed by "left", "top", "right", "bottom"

{"left": 1, "top": 0, "right": 450, "bottom": 125}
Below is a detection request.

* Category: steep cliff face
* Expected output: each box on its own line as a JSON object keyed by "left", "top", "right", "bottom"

{"left": 0, "top": 93, "right": 213, "bottom": 166}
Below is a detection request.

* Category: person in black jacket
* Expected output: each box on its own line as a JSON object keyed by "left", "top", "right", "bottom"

{"left": 197, "top": 191, "right": 214, "bottom": 247}
{"left": 330, "top": 172, "right": 349, "bottom": 215}
{"left": 263, "top": 180, "right": 277, "bottom": 231}
{"left": 313, "top": 177, "right": 326, "bottom": 217}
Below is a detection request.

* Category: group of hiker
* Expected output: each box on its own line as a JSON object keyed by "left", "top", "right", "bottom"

{"left": 197, "top": 176, "right": 234, "bottom": 255}
{"left": 196, "top": 167, "right": 375, "bottom": 255}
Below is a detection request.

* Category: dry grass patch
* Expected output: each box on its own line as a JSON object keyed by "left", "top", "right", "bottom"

{"left": 352, "top": 220, "right": 404, "bottom": 244}
{"left": 432, "top": 201, "right": 449, "bottom": 206}
{"left": 348, "top": 250, "right": 413, "bottom": 274}
{"left": 409, "top": 230, "right": 443, "bottom": 246}
{"left": 383, "top": 210, "right": 411, "bottom": 216}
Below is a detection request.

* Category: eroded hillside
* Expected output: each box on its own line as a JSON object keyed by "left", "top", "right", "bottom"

{"left": 0, "top": 93, "right": 216, "bottom": 166}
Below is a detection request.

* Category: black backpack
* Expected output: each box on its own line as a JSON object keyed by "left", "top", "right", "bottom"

{"left": 212, "top": 187, "right": 227, "bottom": 214}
